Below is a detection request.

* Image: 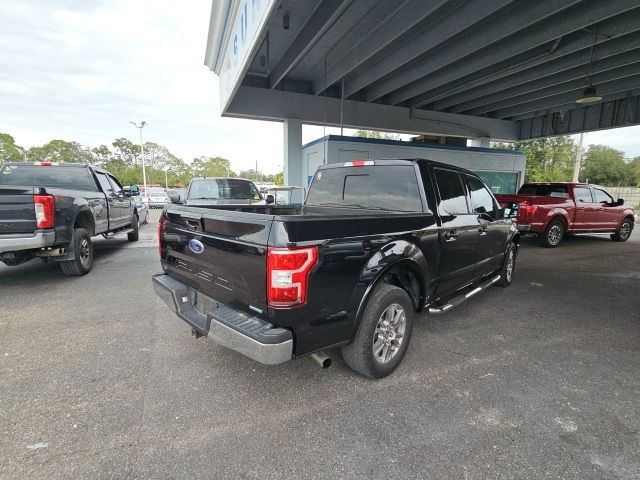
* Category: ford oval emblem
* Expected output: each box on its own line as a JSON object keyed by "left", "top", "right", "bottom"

{"left": 188, "top": 239, "right": 204, "bottom": 254}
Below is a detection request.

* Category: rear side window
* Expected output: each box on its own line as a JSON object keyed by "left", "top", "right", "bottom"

{"left": 573, "top": 186, "right": 593, "bottom": 203}
{"left": 433, "top": 169, "right": 469, "bottom": 215}
{"left": 306, "top": 165, "right": 422, "bottom": 212}
{"left": 0, "top": 165, "right": 97, "bottom": 191}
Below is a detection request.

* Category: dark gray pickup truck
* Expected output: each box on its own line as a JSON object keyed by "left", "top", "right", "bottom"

{"left": 0, "top": 162, "right": 140, "bottom": 275}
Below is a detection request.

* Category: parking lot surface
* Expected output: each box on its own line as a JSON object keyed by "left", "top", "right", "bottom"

{"left": 1, "top": 210, "right": 639, "bottom": 479}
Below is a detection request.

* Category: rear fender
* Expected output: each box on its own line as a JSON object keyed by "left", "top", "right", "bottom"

{"left": 348, "top": 240, "right": 430, "bottom": 341}
{"left": 544, "top": 208, "right": 570, "bottom": 227}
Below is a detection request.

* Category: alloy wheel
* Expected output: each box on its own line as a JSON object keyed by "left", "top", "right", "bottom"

{"left": 373, "top": 303, "right": 406, "bottom": 364}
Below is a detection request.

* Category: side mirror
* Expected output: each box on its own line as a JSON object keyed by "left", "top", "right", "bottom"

{"left": 502, "top": 202, "right": 519, "bottom": 219}
{"left": 170, "top": 194, "right": 182, "bottom": 204}
{"left": 615, "top": 198, "right": 624, "bottom": 206}
{"left": 129, "top": 184, "right": 140, "bottom": 196}
{"left": 265, "top": 194, "right": 275, "bottom": 205}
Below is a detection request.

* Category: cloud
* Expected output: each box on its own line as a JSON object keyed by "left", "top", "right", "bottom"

{"left": 1, "top": 0, "right": 638, "bottom": 177}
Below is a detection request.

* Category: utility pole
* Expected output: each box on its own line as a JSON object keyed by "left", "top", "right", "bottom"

{"left": 573, "top": 132, "right": 584, "bottom": 182}
{"left": 130, "top": 121, "right": 148, "bottom": 197}
{"left": 164, "top": 168, "right": 168, "bottom": 189}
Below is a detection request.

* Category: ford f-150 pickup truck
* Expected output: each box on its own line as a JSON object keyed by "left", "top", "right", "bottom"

{"left": 496, "top": 182, "right": 635, "bottom": 247}
{"left": 153, "top": 159, "right": 520, "bottom": 378}
{"left": 0, "top": 162, "right": 140, "bottom": 275}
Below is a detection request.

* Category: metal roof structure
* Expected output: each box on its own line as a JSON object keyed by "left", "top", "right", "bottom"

{"left": 205, "top": 0, "right": 640, "bottom": 142}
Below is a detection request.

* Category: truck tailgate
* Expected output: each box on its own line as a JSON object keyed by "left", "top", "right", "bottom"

{"left": 162, "top": 207, "right": 273, "bottom": 314}
{"left": 0, "top": 186, "right": 37, "bottom": 234}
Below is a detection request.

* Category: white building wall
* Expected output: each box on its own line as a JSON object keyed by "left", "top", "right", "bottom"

{"left": 301, "top": 136, "right": 526, "bottom": 194}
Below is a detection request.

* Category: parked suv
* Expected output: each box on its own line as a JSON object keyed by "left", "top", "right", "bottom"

{"left": 0, "top": 162, "right": 140, "bottom": 275}
{"left": 153, "top": 159, "right": 520, "bottom": 378}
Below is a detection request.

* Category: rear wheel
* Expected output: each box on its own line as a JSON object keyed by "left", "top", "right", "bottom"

{"left": 127, "top": 214, "right": 139, "bottom": 241}
{"left": 611, "top": 218, "right": 633, "bottom": 242}
{"left": 59, "top": 228, "right": 93, "bottom": 276}
{"left": 495, "top": 242, "right": 517, "bottom": 287}
{"left": 540, "top": 219, "right": 564, "bottom": 248}
{"left": 342, "top": 284, "right": 414, "bottom": 379}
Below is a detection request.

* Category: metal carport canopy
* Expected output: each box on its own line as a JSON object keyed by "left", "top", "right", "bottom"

{"left": 205, "top": 0, "right": 640, "bottom": 141}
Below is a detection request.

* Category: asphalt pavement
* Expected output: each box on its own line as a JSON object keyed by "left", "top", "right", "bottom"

{"left": 1, "top": 209, "right": 639, "bottom": 479}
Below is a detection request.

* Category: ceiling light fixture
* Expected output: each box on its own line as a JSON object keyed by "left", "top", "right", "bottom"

{"left": 577, "top": 25, "right": 602, "bottom": 105}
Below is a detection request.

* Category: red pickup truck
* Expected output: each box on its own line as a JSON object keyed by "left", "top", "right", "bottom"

{"left": 496, "top": 182, "right": 635, "bottom": 247}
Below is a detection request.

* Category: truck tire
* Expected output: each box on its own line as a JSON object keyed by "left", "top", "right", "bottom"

{"left": 611, "top": 218, "right": 633, "bottom": 242}
{"left": 540, "top": 218, "right": 564, "bottom": 248}
{"left": 495, "top": 242, "right": 516, "bottom": 287}
{"left": 127, "top": 214, "right": 139, "bottom": 242}
{"left": 342, "top": 283, "right": 414, "bottom": 379}
{"left": 59, "top": 228, "right": 93, "bottom": 276}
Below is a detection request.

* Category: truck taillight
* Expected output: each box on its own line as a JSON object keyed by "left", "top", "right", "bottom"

{"left": 158, "top": 215, "right": 166, "bottom": 258}
{"left": 522, "top": 204, "right": 538, "bottom": 219}
{"left": 267, "top": 246, "right": 318, "bottom": 307}
{"left": 34, "top": 195, "right": 55, "bottom": 229}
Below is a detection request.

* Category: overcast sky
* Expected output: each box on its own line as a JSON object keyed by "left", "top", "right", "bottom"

{"left": 1, "top": 0, "right": 639, "bottom": 174}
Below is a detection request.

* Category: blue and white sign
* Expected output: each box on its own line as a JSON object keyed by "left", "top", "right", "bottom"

{"left": 219, "top": 0, "right": 277, "bottom": 112}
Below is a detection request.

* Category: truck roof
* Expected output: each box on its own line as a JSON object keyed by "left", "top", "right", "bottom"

{"left": 2, "top": 162, "right": 93, "bottom": 168}
{"left": 317, "top": 158, "right": 483, "bottom": 176}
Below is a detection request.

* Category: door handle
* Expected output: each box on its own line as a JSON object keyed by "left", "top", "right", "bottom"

{"left": 444, "top": 230, "right": 458, "bottom": 241}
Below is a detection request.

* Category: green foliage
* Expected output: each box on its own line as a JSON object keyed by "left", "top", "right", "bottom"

{"left": 354, "top": 130, "right": 401, "bottom": 140}
{"left": 580, "top": 145, "right": 628, "bottom": 186}
{"left": 112, "top": 138, "right": 141, "bottom": 165}
{"left": 27, "top": 139, "right": 94, "bottom": 164}
{"left": 511, "top": 136, "right": 576, "bottom": 182}
{"left": 628, "top": 157, "right": 640, "bottom": 187}
{"left": 191, "top": 156, "right": 235, "bottom": 178}
{"left": 274, "top": 171, "right": 284, "bottom": 186}
{"left": 0, "top": 133, "right": 25, "bottom": 162}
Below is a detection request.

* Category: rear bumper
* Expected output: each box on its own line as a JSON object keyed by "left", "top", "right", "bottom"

{"left": 152, "top": 273, "right": 293, "bottom": 365}
{"left": 0, "top": 230, "right": 55, "bottom": 254}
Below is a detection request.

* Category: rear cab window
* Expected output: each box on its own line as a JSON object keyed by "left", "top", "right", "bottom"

{"left": 573, "top": 186, "right": 593, "bottom": 203}
{"left": 518, "top": 184, "right": 569, "bottom": 198}
{"left": 306, "top": 165, "right": 423, "bottom": 212}
{"left": 0, "top": 164, "right": 97, "bottom": 191}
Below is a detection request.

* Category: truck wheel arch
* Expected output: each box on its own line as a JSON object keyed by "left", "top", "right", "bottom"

{"left": 74, "top": 209, "right": 96, "bottom": 236}
{"left": 350, "top": 253, "right": 430, "bottom": 342}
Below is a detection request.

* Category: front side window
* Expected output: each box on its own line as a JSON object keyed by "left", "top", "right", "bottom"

{"left": 433, "top": 169, "right": 469, "bottom": 215}
{"left": 592, "top": 188, "right": 613, "bottom": 204}
{"left": 467, "top": 175, "right": 497, "bottom": 218}
{"left": 573, "top": 186, "right": 593, "bottom": 203}
{"left": 95, "top": 172, "right": 114, "bottom": 195}
{"left": 108, "top": 175, "right": 123, "bottom": 194}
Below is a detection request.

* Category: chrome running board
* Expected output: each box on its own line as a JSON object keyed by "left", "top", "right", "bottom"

{"left": 428, "top": 275, "right": 501, "bottom": 314}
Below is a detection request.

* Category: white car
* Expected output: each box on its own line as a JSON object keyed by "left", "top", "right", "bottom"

{"left": 144, "top": 187, "right": 170, "bottom": 208}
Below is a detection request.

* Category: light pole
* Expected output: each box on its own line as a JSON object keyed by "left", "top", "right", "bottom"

{"left": 129, "top": 121, "right": 148, "bottom": 197}
{"left": 164, "top": 167, "right": 168, "bottom": 189}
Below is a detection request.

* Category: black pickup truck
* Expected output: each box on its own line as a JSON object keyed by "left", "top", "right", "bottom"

{"left": 153, "top": 159, "right": 520, "bottom": 378}
{"left": 0, "top": 162, "right": 140, "bottom": 275}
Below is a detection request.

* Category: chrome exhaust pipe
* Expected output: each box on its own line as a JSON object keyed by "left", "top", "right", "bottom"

{"left": 310, "top": 351, "right": 332, "bottom": 369}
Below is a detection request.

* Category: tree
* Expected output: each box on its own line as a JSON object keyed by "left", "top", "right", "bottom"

{"left": 191, "top": 156, "right": 234, "bottom": 177}
{"left": 92, "top": 145, "right": 113, "bottom": 165}
{"left": 111, "top": 138, "right": 141, "bottom": 165}
{"left": 626, "top": 156, "right": 640, "bottom": 187}
{"left": 354, "top": 130, "right": 401, "bottom": 140}
{"left": 510, "top": 136, "right": 576, "bottom": 182}
{"left": 27, "top": 139, "right": 93, "bottom": 163}
{"left": 0, "top": 133, "right": 26, "bottom": 162}
{"left": 274, "top": 171, "right": 284, "bottom": 186}
{"left": 581, "top": 145, "right": 627, "bottom": 185}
